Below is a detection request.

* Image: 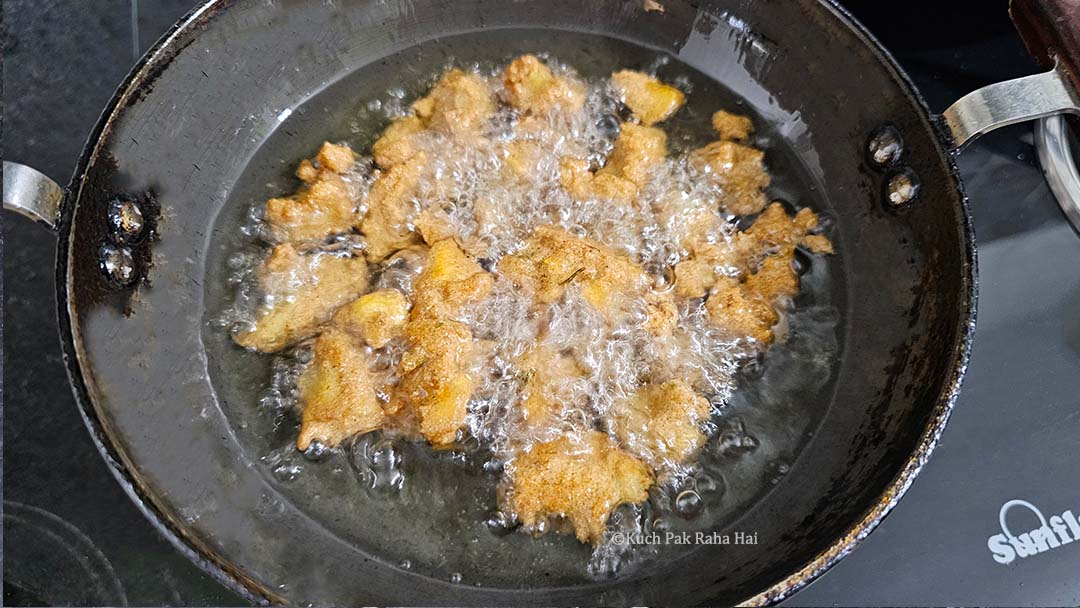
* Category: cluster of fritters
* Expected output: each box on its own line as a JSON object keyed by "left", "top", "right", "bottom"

{"left": 231, "top": 54, "right": 832, "bottom": 544}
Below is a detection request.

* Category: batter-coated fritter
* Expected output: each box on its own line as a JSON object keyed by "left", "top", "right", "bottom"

{"left": 360, "top": 152, "right": 427, "bottom": 262}
{"left": 514, "top": 345, "right": 585, "bottom": 434}
{"left": 371, "top": 115, "right": 426, "bottom": 169}
{"left": 394, "top": 239, "right": 494, "bottom": 448}
{"left": 691, "top": 139, "right": 770, "bottom": 216}
{"left": 498, "top": 226, "right": 645, "bottom": 311}
{"left": 613, "top": 380, "right": 712, "bottom": 466}
{"left": 740, "top": 202, "right": 834, "bottom": 256}
{"left": 296, "top": 329, "right": 386, "bottom": 451}
{"left": 332, "top": 289, "right": 410, "bottom": 349}
{"left": 233, "top": 244, "right": 368, "bottom": 353}
{"left": 395, "top": 318, "right": 479, "bottom": 448}
{"left": 411, "top": 239, "right": 495, "bottom": 320}
{"left": 610, "top": 70, "right": 685, "bottom": 126}
{"left": 674, "top": 202, "right": 833, "bottom": 299}
{"left": 559, "top": 157, "right": 637, "bottom": 204}
{"left": 711, "top": 109, "right": 754, "bottom": 142}
{"left": 412, "top": 69, "right": 495, "bottom": 136}
{"left": 498, "top": 226, "right": 679, "bottom": 335}
{"left": 504, "top": 431, "right": 653, "bottom": 543}
{"left": 503, "top": 54, "right": 586, "bottom": 116}
{"left": 704, "top": 276, "right": 780, "bottom": 344}
{"left": 265, "top": 142, "right": 361, "bottom": 243}
{"left": 697, "top": 203, "right": 834, "bottom": 342}
{"left": 598, "top": 122, "right": 667, "bottom": 187}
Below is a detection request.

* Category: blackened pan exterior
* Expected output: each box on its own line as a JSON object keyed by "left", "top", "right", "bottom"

{"left": 52, "top": 0, "right": 976, "bottom": 604}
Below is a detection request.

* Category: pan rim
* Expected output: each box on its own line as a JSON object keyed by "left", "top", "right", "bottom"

{"left": 741, "top": 0, "right": 978, "bottom": 604}
{"left": 51, "top": 0, "right": 978, "bottom": 605}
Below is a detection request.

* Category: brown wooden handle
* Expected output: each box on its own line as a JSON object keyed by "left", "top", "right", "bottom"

{"left": 1011, "top": 0, "right": 1080, "bottom": 89}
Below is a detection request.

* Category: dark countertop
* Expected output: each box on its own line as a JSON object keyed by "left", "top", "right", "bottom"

{"left": 3, "top": 1, "right": 1078, "bottom": 606}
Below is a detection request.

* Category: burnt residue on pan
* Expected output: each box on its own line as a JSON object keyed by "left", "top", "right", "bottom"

{"left": 66, "top": 151, "right": 162, "bottom": 316}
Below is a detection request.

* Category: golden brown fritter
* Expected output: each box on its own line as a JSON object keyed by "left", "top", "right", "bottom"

{"left": 332, "top": 289, "right": 410, "bottom": 348}
{"left": 412, "top": 69, "right": 495, "bottom": 136}
{"left": 503, "top": 54, "right": 586, "bottom": 115}
{"left": 395, "top": 318, "right": 479, "bottom": 448}
{"left": 695, "top": 204, "right": 833, "bottom": 342}
{"left": 559, "top": 157, "right": 637, "bottom": 204}
{"left": 392, "top": 239, "right": 494, "bottom": 448}
{"left": 265, "top": 142, "right": 360, "bottom": 242}
{"left": 359, "top": 152, "right": 426, "bottom": 262}
{"left": 711, "top": 110, "right": 754, "bottom": 142}
{"left": 504, "top": 431, "right": 653, "bottom": 543}
{"left": 497, "top": 226, "right": 646, "bottom": 312}
{"left": 740, "top": 202, "right": 834, "bottom": 256}
{"left": 674, "top": 203, "right": 832, "bottom": 299}
{"left": 411, "top": 239, "right": 495, "bottom": 320}
{"left": 514, "top": 345, "right": 585, "bottom": 433}
{"left": 673, "top": 240, "right": 747, "bottom": 299}
{"left": 610, "top": 70, "right": 685, "bottom": 126}
{"left": 371, "top": 115, "right": 426, "bottom": 169}
{"left": 691, "top": 140, "right": 770, "bottom": 215}
{"left": 296, "top": 329, "right": 386, "bottom": 451}
{"left": 704, "top": 276, "right": 779, "bottom": 344}
{"left": 744, "top": 253, "right": 798, "bottom": 302}
{"left": 413, "top": 205, "right": 458, "bottom": 246}
{"left": 598, "top": 122, "right": 667, "bottom": 187}
{"left": 233, "top": 244, "right": 369, "bottom": 353}
{"left": 674, "top": 255, "right": 722, "bottom": 299}
{"left": 613, "top": 380, "right": 711, "bottom": 465}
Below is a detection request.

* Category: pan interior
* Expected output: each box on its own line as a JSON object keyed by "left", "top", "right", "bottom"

{"left": 201, "top": 29, "right": 843, "bottom": 589}
{"left": 67, "top": 0, "right": 970, "bottom": 603}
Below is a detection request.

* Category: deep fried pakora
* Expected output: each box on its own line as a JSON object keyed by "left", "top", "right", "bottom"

{"left": 232, "top": 57, "right": 839, "bottom": 549}
{"left": 611, "top": 70, "right": 685, "bottom": 126}
{"left": 504, "top": 431, "right": 653, "bottom": 543}
{"left": 332, "top": 289, "right": 410, "bottom": 348}
{"left": 233, "top": 244, "right": 368, "bottom": 353}
{"left": 265, "top": 142, "right": 360, "bottom": 242}
{"left": 296, "top": 329, "right": 386, "bottom": 451}
{"left": 613, "top": 380, "right": 712, "bottom": 466}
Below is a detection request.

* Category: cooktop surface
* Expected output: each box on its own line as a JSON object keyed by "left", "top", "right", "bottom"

{"left": 3, "top": 1, "right": 1078, "bottom": 606}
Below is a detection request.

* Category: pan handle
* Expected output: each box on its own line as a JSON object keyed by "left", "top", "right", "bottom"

{"left": 941, "top": 58, "right": 1079, "bottom": 150}
{"left": 942, "top": 0, "right": 1080, "bottom": 150}
{"left": 3, "top": 161, "right": 63, "bottom": 231}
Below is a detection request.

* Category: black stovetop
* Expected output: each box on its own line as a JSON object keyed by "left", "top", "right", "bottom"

{"left": 4, "top": 2, "right": 1079, "bottom": 606}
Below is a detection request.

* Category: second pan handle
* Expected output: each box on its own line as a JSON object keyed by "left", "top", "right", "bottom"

{"left": 940, "top": 0, "right": 1080, "bottom": 236}
{"left": 3, "top": 161, "right": 63, "bottom": 231}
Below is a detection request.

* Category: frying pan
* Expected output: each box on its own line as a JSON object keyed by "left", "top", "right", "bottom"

{"left": 3, "top": 0, "right": 1079, "bottom": 605}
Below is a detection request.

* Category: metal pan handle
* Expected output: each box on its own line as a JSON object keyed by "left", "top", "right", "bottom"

{"left": 943, "top": 0, "right": 1080, "bottom": 149}
{"left": 3, "top": 161, "right": 63, "bottom": 231}
{"left": 941, "top": 59, "right": 1078, "bottom": 150}
{"left": 941, "top": 0, "right": 1080, "bottom": 234}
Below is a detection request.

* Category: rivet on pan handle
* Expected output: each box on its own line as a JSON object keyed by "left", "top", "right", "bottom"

{"left": 3, "top": 161, "right": 63, "bottom": 231}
